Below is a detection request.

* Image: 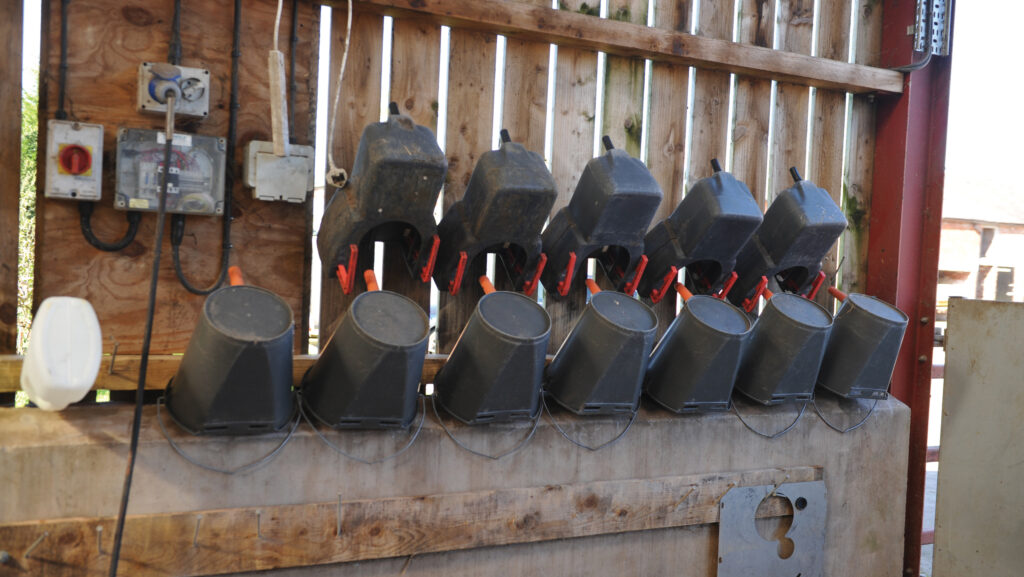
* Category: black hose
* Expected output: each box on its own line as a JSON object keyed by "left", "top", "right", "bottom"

{"left": 78, "top": 202, "right": 142, "bottom": 252}
{"left": 170, "top": 0, "right": 240, "bottom": 295}
{"left": 106, "top": 97, "right": 176, "bottom": 577}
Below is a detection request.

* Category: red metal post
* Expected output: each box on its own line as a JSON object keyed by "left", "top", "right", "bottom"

{"left": 868, "top": 2, "right": 953, "bottom": 575}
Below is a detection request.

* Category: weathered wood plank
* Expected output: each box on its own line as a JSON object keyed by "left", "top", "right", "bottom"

{"left": 642, "top": 0, "right": 692, "bottom": 335}
{"left": 841, "top": 0, "right": 882, "bottom": 295}
{"left": 34, "top": 0, "right": 317, "bottom": 355}
{"left": 320, "top": 0, "right": 903, "bottom": 94}
{"left": 731, "top": 0, "right": 774, "bottom": 209}
{"left": 0, "top": 467, "right": 818, "bottom": 576}
{"left": 768, "top": 0, "right": 814, "bottom": 203}
{"left": 318, "top": 9, "right": 382, "bottom": 344}
{"left": 810, "top": 0, "right": 852, "bottom": 308}
{"left": 600, "top": 0, "right": 648, "bottom": 159}
{"left": 545, "top": 0, "right": 598, "bottom": 353}
{"left": 0, "top": 354, "right": 458, "bottom": 393}
{"left": 686, "top": 0, "right": 732, "bottom": 190}
{"left": 436, "top": 29, "right": 496, "bottom": 353}
{"left": 0, "top": 0, "right": 23, "bottom": 354}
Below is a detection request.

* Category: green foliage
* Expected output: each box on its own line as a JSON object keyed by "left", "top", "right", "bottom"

{"left": 18, "top": 86, "right": 38, "bottom": 355}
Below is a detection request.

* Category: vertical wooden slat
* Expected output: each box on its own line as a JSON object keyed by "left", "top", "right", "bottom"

{"left": 809, "top": 0, "right": 851, "bottom": 307}
{"left": 436, "top": 29, "right": 496, "bottom": 353}
{"left": 381, "top": 17, "right": 442, "bottom": 316}
{"left": 841, "top": 0, "right": 881, "bottom": 294}
{"left": 318, "top": 10, "right": 383, "bottom": 344}
{"left": 546, "top": 1, "right": 599, "bottom": 353}
{"left": 686, "top": 0, "right": 732, "bottom": 190}
{"left": 0, "top": 0, "right": 23, "bottom": 353}
{"left": 498, "top": 0, "right": 550, "bottom": 292}
{"left": 732, "top": 0, "right": 774, "bottom": 209}
{"left": 769, "top": 0, "right": 814, "bottom": 202}
{"left": 643, "top": 0, "right": 692, "bottom": 335}
{"left": 600, "top": 0, "right": 648, "bottom": 159}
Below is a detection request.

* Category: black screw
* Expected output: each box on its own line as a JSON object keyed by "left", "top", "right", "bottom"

{"left": 710, "top": 158, "right": 722, "bottom": 173}
{"left": 602, "top": 135, "right": 614, "bottom": 151}
{"left": 789, "top": 166, "right": 802, "bottom": 182}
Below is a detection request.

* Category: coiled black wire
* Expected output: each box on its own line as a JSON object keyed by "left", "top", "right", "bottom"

{"left": 169, "top": 0, "right": 239, "bottom": 295}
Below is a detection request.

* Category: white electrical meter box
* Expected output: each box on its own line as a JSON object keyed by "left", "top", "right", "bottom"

{"left": 137, "top": 62, "right": 211, "bottom": 118}
{"left": 45, "top": 120, "right": 104, "bottom": 201}
{"left": 243, "top": 140, "right": 315, "bottom": 203}
{"left": 115, "top": 128, "right": 226, "bottom": 216}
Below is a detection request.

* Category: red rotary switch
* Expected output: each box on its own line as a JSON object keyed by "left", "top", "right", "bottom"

{"left": 59, "top": 144, "right": 92, "bottom": 176}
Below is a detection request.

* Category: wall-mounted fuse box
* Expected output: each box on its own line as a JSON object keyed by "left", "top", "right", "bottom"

{"left": 137, "top": 62, "right": 211, "bottom": 119}
{"left": 114, "top": 128, "right": 226, "bottom": 216}
{"left": 45, "top": 120, "right": 104, "bottom": 200}
{"left": 243, "top": 141, "right": 315, "bottom": 203}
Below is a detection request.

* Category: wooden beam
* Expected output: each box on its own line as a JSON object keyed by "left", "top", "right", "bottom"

{"left": 322, "top": 0, "right": 903, "bottom": 94}
{"left": 0, "top": 0, "right": 23, "bottom": 354}
{"left": 0, "top": 466, "right": 819, "bottom": 576}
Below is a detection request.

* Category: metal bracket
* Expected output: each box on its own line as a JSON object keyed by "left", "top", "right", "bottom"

{"left": 717, "top": 480, "right": 827, "bottom": 577}
{"left": 914, "top": 0, "right": 951, "bottom": 56}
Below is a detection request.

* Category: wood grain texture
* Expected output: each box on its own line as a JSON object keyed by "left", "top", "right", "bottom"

{"left": 317, "top": 9, "right": 383, "bottom": 344}
{"left": 0, "top": 467, "right": 815, "bottom": 576}
{"left": 0, "top": 0, "right": 23, "bottom": 353}
{"left": 686, "top": 0, "right": 732, "bottom": 191}
{"left": 34, "top": 0, "right": 317, "bottom": 355}
{"left": 642, "top": 0, "right": 692, "bottom": 335}
{"left": 731, "top": 0, "right": 774, "bottom": 209}
{"left": 810, "top": 0, "right": 852, "bottom": 308}
{"left": 320, "top": 0, "right": 903, "bottom": 94}
{"left": 436, "top": 29, "right": 496, "bottom": 353}
{"left": 840, "top": 0, "right": 882, "bottom": 295}
{"left": 768, "top": 0, "right": 814, "bottom": 203}
{"left": 546, "top": 0, "right": 598, "bottom": 353}
{"left": 600, "top": 0, "right": 648, "bottom": 159}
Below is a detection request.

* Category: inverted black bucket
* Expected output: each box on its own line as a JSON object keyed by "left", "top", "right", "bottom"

{"left": 302, "top": 290, "right": 429, "bottom": 429}
{"left": 546, "top": 291, "right": 658, "bottom": 414}
{"left": 735, "top": 293, "right": 833, "bottom": 405}
{"left": 817, "top": 292, "right": 908, "bottom": 399}
{"left": 645, "top": 295, "right": 752, "bottom": 412}
{"left": 434, "top": 291, "right": 551, "bottom": 424}
{"left": 166, "top": 285, "right": 294, "bottom": 436}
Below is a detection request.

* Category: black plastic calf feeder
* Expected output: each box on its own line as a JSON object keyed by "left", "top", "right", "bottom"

{"left": 165, "top": 270, "right": 294, "bottom": 435}
{"left": 540, "top": 136, "right": 663, "bottom": 298}
{"left": 645, "top": 284, "right": 752, "bottom": 412}
{"left": 301, "top": 270, "right": 429, "bottom": 429}
{"left": 317, "top": 103, "right": 446, "bottom": 294}
{"left": 435, "top": 129, "right": 556, "bottom": 295}
{"left": 816, "top": 287, "right": 908, "bottom": 400}
{"left": 639, "top": 159, "right": 763, "bottom": 302}
{"left": 734, "top": 287, "right": 834, "bottom": 405}
{"left": 545, "top": 279, "right": 658, "bottom": 414}
{"left": 434, "top": 276, "right": 552, "bottom": 424}
{"left": 728, "top": 167, "right": 847, "bottom": 308}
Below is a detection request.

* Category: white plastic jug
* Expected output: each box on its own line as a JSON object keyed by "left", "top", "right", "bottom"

{"left": 20, "top": 297, "right": 102, "bottom": 410}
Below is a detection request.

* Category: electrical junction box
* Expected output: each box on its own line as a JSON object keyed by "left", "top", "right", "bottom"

{"left": 137, "top": 62, "right": 211, "bottom": 118}
{"left": 45, "top": 119, "right": 103, "bottom": 201}
{"left": 114, "top": 128, "right": 226, "bottom": 216}
{"left": 243, "top": 140, "right": 315, "bottom": 203}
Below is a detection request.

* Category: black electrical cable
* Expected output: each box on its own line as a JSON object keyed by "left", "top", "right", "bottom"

{"left": 168, "top": 0, "right": 182, "bottom": 66}
{"left": 169, "top": 0, "right": 240, "bottom": 295}
{"left": 107, "top": 95, "right": 177, "bottom": 577}
{"left": 54, "top": 0, "right": 141, "bottom": 251}
{"left": 892, "top": 4, "right": 933, "bottom": 73}
{"left": 288, "top": 0, "right": 299, "bottom": 143}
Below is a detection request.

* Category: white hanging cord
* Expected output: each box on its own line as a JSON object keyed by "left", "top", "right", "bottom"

{"left": 326, "top": 0, "right": 353, "bottom": 188}
{"left": 273, "top": 0, "right": 284, "bottom": 52}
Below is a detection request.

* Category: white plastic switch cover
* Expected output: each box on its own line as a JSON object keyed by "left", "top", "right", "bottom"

{"left": 244, "top": 141, "right": 315, "bottom": 203}
{"left": 45, "top": 119, "right": 104, "bottom": 201}
{"left": 20, "top": 297, "right": 102, "bottom": 411}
